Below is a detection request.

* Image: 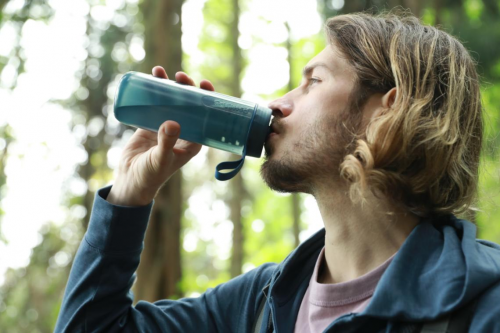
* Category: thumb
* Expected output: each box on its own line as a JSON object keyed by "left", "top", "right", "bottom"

{"left": 155, "top": 121, "right": 180, "bottom": 167}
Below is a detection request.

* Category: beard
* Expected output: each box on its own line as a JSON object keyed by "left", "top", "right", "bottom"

{"left": 260, "top": 99, "right": 364, "bottom": 195}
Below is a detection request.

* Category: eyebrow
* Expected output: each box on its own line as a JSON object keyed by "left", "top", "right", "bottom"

{"left": 302, "top": 62, "right": 333, "bottom": 77}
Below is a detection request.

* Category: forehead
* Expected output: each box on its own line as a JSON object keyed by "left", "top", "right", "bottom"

{"left": 305, "top": 44, "right": 353, "bottom": 75}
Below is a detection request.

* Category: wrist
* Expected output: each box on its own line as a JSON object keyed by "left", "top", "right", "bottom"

{"left": 107, "top": 178, "right": 157, "bottom": 207}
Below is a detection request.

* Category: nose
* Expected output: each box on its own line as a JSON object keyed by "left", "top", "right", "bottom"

{"left": 268, "top": 96, "right": 293, "bottom": 118}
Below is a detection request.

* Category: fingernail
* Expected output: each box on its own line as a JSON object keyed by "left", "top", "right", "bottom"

{"left": 165, "top": 126, "right": 178, "bottom": 136}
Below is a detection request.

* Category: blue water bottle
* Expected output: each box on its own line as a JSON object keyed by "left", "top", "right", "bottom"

{"left": 113, "top": 72, "right": 272, "bottom": 181}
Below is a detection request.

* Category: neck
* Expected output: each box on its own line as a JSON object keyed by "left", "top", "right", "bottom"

{"left": 313, "top": 183, "right": 420, "bottom": 284}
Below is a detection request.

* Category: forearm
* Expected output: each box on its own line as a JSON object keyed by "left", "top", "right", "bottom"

{"left": 55, "top": 186, "right": 153, "bottom": 332}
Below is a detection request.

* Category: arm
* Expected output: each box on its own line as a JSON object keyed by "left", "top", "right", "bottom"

{"left": 55, "top": 186, "right": 275, "bottom": 332}
{"left": 54, "top": 67, "right": 270, "bottom": 332}
{"left": 55, "top": 185, "right": 156, "bottom": 332}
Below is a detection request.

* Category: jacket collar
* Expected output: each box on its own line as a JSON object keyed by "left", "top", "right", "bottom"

{"left": 264, "top": 228, "right": 324, "bottom": 333}
{"left": 270, "top": 228, "right": 325, "bottom": 303}
{"left": 363, "top": 215, "right": 500, "bottom": 320}
{"left": 267, "top": 214, "right": 500, "bottom": 326}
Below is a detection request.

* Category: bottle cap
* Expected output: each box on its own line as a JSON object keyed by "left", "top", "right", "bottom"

{"left": 246, "top": 105, "right": 272, "bottom": 158}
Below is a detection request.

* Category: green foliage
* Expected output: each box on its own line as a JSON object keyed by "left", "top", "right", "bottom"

{"left": 476, "top": 156, "right": 500, "bottom": 242}
{"left": 243, "top": 160, "right": 296, "bottom": 266}
{"left": 0, "top": 223, "right": 77, "bottom": 332}
{"left": 464, "top": 0, "right": 484, "bottom": 22}
{"left": 476, "top": 84, "right": 500, "bottom": 241}
{"left": 482, "top": 85, "right": 500, "bottom": 157}
{"left": 197, "top": 0, "right": 240, "bottom": 94}
{"left": 1, "top": 0, "right": 500, "bottom": 331}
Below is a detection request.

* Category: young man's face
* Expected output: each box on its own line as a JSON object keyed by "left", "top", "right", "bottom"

{"left": 260, "top": 44, "right": 363, "bottom": 194}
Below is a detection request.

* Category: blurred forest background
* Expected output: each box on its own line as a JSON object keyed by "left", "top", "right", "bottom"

{"left": 0, "top": 0, "right": 499, "bottom": 331}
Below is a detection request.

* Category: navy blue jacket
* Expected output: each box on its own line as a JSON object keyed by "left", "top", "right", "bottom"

{"left": 55, "top": 186, "right": 500, "bottom": 332}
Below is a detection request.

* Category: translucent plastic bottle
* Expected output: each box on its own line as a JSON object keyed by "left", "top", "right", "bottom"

{"left": 113, "top": 71, "right": 273, "bottom": 180}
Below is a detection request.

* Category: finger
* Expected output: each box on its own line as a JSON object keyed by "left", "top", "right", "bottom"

{"left": 154, "top": 120, "right": 181, "bottom": 166}
{"left": 173, "top": 140, "right": 202, "bottom": 155}
{"left": 172, "top": 141, "right": 203, "bottom": 169}
{"left": 135, "top": 128, "right": 158, "bottom": 142}
{"left": 175, "top": 71, "right": 196, "bottom": 86}
{"left": 152, "top": 66, "right": 169, "bottom": 79}
{"left": 200, "top": 79, "right": 215, "bottom": 91}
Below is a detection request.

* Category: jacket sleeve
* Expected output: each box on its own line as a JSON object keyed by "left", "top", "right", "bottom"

{"left": 54, "top": 185, "right": 274, "bottom": 333}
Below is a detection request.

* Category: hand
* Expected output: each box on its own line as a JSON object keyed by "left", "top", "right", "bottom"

{"left": 107, "top": 66, "right": 215, "bottom": 206}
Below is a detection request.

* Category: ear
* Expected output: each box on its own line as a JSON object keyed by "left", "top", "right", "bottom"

{"left": 360, "top": 88, "right": 398, "bottom": 130}
{"left": 382, "top": 88, "right": 397, "bottom": 109}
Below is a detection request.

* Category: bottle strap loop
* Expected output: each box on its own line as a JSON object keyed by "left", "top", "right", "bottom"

{"left": 215, "top": 104, "right": 258, "bottom": 181}
{"left": 215, "top": 158, "right": 245, "bottom": 181}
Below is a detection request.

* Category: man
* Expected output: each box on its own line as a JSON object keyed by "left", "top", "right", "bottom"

{"left": 55, "top": 13, "right": 500, "bottom": 332}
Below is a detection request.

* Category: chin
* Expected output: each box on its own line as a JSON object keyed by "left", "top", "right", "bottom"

{"left": 259, "top": 153, "right": 313, "bottom": 194}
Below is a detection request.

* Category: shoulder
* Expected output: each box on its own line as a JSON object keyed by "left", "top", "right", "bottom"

{"left": 469, "top": 238, "right": 500, "bottom": 330}
{"left": 469, "top": 279, "right": 500, "bottom": 331}
{"left": 212, "top": 262, "right": 277, "bottom": 297}
{"left": 476, "top": 238, "right": 500, "bottom": 252}
{"left": 201, "top": 262, "right": 277, "bottom": 331}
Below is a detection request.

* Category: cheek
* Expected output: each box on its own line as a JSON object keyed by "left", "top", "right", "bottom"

{"left": 288, "top": 102, "right": 331, "bottom": 147}
{"left": 313, "top": 84, "right": 352, "bottom": 115}
{"left": 289, "top": 84, "right": 353, "bottom": 138}
{"left": 327, "top": 89, "right": 352, "bottom": 112}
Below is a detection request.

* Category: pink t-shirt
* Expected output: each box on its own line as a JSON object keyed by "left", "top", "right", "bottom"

{"left": 294, "top": 247, "right": 396, "bottom": 333}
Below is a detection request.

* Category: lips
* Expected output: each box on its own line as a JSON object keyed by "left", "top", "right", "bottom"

{"left": 270, "top": 123, "right": 281, "bottom": 135}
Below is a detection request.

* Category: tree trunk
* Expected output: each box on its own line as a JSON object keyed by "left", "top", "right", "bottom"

{"left": 402, "top": 0, "right": 423, "bottom": 17}
{"left": 434, "top": 0, "right": 444, "bottom": 25}
{"left": 133, "top": 0, "right": 184, "bottom": 302}
{"left": 78, "top": 8, "right": 118, "bottom": 229}
{"left": 387, "top": 0, "right": 401, "bottom": 10}
{"left": 228, "top": 0, "right": 246, "bottom": 278}
{"left": 482, "top": 0, "right": 499, "bottom": 17}
{"left": 229, "top": 173, "right": 245, "bottom": 277}
{"left": 0, "top": 0, "right": 9, "bottom": 14}
{"left": 342, "top": 0, "right": 366, "bottom": 13}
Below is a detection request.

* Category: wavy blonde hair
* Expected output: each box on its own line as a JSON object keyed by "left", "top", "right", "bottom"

{"left": 326, "top": 13, "right": 483, "bottom": 218}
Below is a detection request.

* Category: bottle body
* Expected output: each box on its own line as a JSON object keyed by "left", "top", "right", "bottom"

{"left": 114, "top": 72, "right": 272, "bottom": 157}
